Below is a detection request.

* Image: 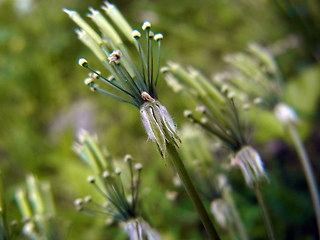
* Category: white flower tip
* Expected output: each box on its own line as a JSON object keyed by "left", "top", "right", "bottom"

{"left": 141, "top": 91, "right": 155, "bottom": 102}
{"left": 227, "top": 91, "right": 235, "bottom": 99}
{"left": 142, "top": 21, "right": 151, "bottom": 30}
{"left": 160, "top": 66, "right": 169, "bottom": 73}
{"left": 103, "top": 1, "right": 113, "bottom": 9}
{"left": 183, "top": 110, "right": 193, "bottom": 118}
{"left": 62, "top": 8, "right": 75, "bottom": 16}
{"left": 102, "top": 171, "right": 110, "bottom": 178}
{"left": 124, "top": 154, "right": 133, "bottom": 162}
{"left": 132, "top": 30, "right": 141, "bottom": 38}
{"left": 148, "top": 31, "right": 154, "bottom": 38}
{"left": 87, "top": 176, "right": 96, "bottom": 183}
{"left": 115, "top": 168, "right": 121, "bottom": 175}
{"left": 74, "top": 198, "right": 83, "bottom": 206}
{"left": 87, "top": 7, "right": 98, "bottom": 18}
{"left": 83, "top": 195, "right": 92, "bottom": 203}
{"left": 134, "top": 163, "right": 143, "bottom": 171}
{"left": 221, "top": 84, "right": 228, "bottom": 93}
{"left": 84, "top": 78, "right": 94, "bottom": 85}
{"left": 154, "top": 33, "right": 163, "bottom": 41}
{"left": 253, "top": 97, "right": 263, "bottom": 105}
{"left": 196, "top": 105, "right": 206, "bottom": 114}
{"left": 166, "top": 190, "right": 178, "bottom": 201}
{"left": 78, "top": 128, "right": 89, "bottom": 142}
{"left": 274, "top": 102, "right": 297, "bottom": 125}
{"left": 78, "top": 58, "right": 88, "bottom": 67}
{"left": 108, "top": 50, "right": 121, "bottom": 64}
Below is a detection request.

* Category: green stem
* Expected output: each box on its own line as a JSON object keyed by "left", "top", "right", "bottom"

{"left": 288, "top": 124, "right": 320, "bottom": 237}
{"left": 254, "top": 184, "right": 276, "bottom": 240}
{"left": 167, "top": 143, "right": 221, "bottom": 240}
{"left": 222, "top": 188, "right": 249, "bottom": 240}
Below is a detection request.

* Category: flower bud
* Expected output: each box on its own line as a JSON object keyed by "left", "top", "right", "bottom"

{"left": 274, "top": 102, "right": 297, "bottom": 126}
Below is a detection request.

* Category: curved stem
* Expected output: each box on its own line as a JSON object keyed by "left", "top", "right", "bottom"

{"left": 254, "top": 184, "right": 276, "bottom": 240}
{"left": 288, "top": 123, "right": 320, "bottom": 237}
{"left": 167, "top": 143, "right": 221, "bottom": 240}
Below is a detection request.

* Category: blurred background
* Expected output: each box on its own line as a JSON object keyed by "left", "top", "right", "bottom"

{"left": 0, "top": 0, "right": 319, "bottom": 239}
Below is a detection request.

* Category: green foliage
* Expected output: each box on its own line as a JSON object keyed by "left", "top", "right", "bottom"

{"left": 0, "top": 0, "right": 319, "bottom": 239}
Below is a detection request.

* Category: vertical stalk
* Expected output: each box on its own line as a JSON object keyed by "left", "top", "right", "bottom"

{"left": 167, "top": 143, "right": 221, "bottom": 240}
{"left": 288, "top": 124, "right": 320, "bottom": 237}
{"left": 222, "top": 188, "right": 249, "bottom": 240}
{"left": 254, "top": 184, "right": 276, "bottom": 240}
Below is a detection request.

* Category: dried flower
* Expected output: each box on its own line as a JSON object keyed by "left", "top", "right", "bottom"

{"left": 231, "top": 146, "right": 268, "bottom": 187}
{"left": 15, "top": 175, "right": 57, "bottom": 240}
{"left": 64, "top": 6, "right": 179, "bottom": 157}
{"left": 73, "top": 131, "right": 161, "bottom": 239}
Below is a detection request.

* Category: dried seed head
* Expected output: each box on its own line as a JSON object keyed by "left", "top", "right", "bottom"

{"left": 231, "top": 146, "right": 268, "bottom": 187}
{"left": 140, "top": 101, "right": 180, "bottom": 158}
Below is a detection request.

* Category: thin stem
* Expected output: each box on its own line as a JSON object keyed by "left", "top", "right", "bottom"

{"left": 254, "top": 184, "right": 276, "bottom": 240}
{"left": 288, "top": 123, "right": 320, "bottom": 237}
{"left": 222, "top": 188, "right": 249, "bottom": 240}
{"left": 166, "top": 143, "right": 221, "bottom": 240}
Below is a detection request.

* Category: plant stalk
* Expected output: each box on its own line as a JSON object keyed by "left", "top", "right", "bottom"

{"left": 288, "top": 123, "right": 320, "bottom": 237}
{"left": 222, "top": 188, "right": 249, "bottom": 240}
{"left": 254, "top": 184, "right": 276, "bottom": 240}
{"left": 167, "top": 143, "right": 221, "bottom": 240}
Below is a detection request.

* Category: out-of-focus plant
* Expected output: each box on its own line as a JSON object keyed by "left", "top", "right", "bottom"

{"left": 214, "top": 43, "right": 320, "bottom": 236}
{"left": 72, "top": 129, "right": 161, "bottom": 240}
{"left": 64, "top": 3, "right": 220, "bottom": 239}
{"left": 0, "top": 172, "right": 20, "bottom": 240}
{"left": 164, "top": 62, "right": 275, "bottom": 240}
{"left": 15, "top": 175, "right": 57, "bottom": 240}
{"left": 179, "top": 125, "right": 249, "bottom": 240}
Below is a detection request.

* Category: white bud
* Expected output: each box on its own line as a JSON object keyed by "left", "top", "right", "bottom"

{"left": 83, "top": 195, "right": 92, "bottom": 203}
{"left": 134, "top": 163, "right": 143, "bottom": 171}
{"left": 102, "top": 171, "right": 110, "bottom": 178}
{"left": 84, "top": 77, "right": 94, "bottom": 85}
{"left": 132, "top": 30, "right": 141, "bottom": 38}
{"left": 274, "top": 102, "right": 297, "bottom": 125}
{"left": 165, "top": 190, "right": 178, "bottom": 201}
{"left": 183, "top": 110, "right": 193, "bottom": 118}
{"left": 87, "top": 176, "right": 96, "bottom": 183}
{"left": 115, "top": 167, "right": 121, "bottom": 175}
{"left": 154, "top": 33, "right": 163, "bottom": 41}
{"left": 142, "top": 21, "right": 151, "bottom": 30}
{"left": 74, "top": 198, "right": 83, "bottom": 206}
{"left": 78, "top": 58, "right": 88, "bottom": 67}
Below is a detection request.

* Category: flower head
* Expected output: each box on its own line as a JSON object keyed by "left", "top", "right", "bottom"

{"left": 65, "top": 5, "right": 180, "bottom": 157}
{"left": 231, "top": 146, "right": 268, "bottom": 187}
